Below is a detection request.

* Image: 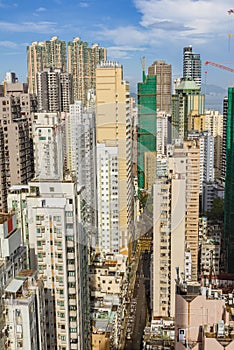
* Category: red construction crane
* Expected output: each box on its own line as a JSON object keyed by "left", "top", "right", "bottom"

{"left": 205, "top": 61, "right": 234, "bottom": 73}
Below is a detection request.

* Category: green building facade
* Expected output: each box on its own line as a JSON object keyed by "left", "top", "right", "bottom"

{"left": 137, "top": 72, "right": 157, "bottom": 190}
{"left": 224, "top": 87, "right": 234, "bottom": 272}
{"left": 172, "top": 78, "right": 205, "bottom": 141}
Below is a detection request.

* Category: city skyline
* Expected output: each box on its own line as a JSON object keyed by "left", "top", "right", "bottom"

{"left": 1, "top": 0, "right": 234, "bottom": 93}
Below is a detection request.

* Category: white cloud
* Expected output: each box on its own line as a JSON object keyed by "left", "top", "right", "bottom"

{"left": 0, "top": 21, "right": 58, "bottom": 34}
{"left": 134, "top": 0, "right": 233, "bottom": 38}
{"left": 36, "top": 7, "right": 46, "bottom": 12}
{"left": 96, "top": 25, "right": 148, "bottom": 47}
{"left": 107, "top": 45, "right": 147, "bottom": 60}
{"left": 79, "top": 2, "right": 89, "bottom": 8}
{"left": 0, "top": 41, "right": 18, "bottom": 48}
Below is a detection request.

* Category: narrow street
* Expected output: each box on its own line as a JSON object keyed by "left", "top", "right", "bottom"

{"left": 124, "top": 251, "right": 151, "bottom": 350}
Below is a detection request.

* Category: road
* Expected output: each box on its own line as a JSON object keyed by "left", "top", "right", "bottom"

{"left": 124, "top": 251, "right": 151, "bottom": 350}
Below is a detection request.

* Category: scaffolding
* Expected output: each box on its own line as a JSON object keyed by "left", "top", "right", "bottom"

{"left": 137, "top": 73, "right": 157, "bottom": 190}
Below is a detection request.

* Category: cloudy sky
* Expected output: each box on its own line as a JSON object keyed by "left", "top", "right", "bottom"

{"left": 0, "top": 0, "right": 234, "bottom": 93}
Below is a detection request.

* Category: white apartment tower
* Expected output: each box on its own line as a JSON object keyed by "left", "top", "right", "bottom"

{"left": 152, "top": 141, "right": 200, "bottom": 318}
{"left": 97, "top": 143, "right": 119, "bottom": 254}
{"left": 32, "top": 112, "right": 63, "bottom": 180}
{"left": 37, "top": 68, "right": 73, "bottom": 113}
{"left": 153, "top": 155, "right": 186, "bottom": 318}
{"left": 183, "top": 45, "right": 201, "bottom": 87}
{"left": 67, "top": 100, "right": 98, "bottom": 250}
{"left": 27, "top": 178, "right": 90, "bottom": 350}
{"left": 0, "top": 213, "right": 28, "bottom": 349}
{"left": 4, "top": 270, "right": 47, "bottom": 350}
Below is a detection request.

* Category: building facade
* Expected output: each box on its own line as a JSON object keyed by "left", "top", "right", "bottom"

{"left": 27, "top": 179, "right": 90, "bottom": 350}
{"left": 95, "top": 61, "right": 133, "bottom": 256}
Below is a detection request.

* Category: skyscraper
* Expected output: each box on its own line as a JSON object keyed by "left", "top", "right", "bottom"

{"left": 68, "top": 38, "right": 106, "bottom": 105}
{"left": 137, "top": 68, "right": 157, "bottom": 190}
{"left": 0, "top": 95, "right": 34, "bottom": 211}
{"left": 27, "top": 179, "right": 90, "bottom": 350}
{"left": 66, "top": 100, "right": 97, "bottom": 251}
{"left": 148, "top": 60, "right": 172, "bottom": 113}
{"left": 172, "top": 78, "right": 205, "bottom": 142}
{"left": 224, "top": 87, "right": 234, "bottom": 273}
{"left": 221, "top": 96, "right": 228, "bottom": 183}
{"left": 183, "top": 45, "right": 201, "bottom": 87}
{"left": 152, "top": 140, "right": 200, "bottom": 317}
{"left": 27, "top": 36, "right": 67, "bottom": 94}
{"left": 37, "top": 67, "right": 73, "bottom": 112}
{"left": 95, "top": 61, "right": 133, "bottom": 256}
{"left": 32, "top": 112, "right": 64, "bottom": 180}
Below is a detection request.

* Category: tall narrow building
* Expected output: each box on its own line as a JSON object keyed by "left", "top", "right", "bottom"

{"left": 0, "top": 95, "right": 34, "bottom": 211}
{"left": 27, "top": 179, "right": 90, "bottom": 350}
{"left": 32, "top": 112, "right": 63, "bottom": 180}
{"left": 137, "top": 68, "right": 157, "bottom": 190}
{"left": 183, "top": 45, "right": 201, "bottom": 87}
{"left": 66, "top": 100, "right": 97, "bottom": 251}
{"left": 224, "top": 87, "right": 234, "bottom": 272}
{"left": 27, "top": 36, "right": 67, "bottom": 94}
{"left": 95, "top": 61, "right": 133, "bottom": 256}
{"left": 152, "top": 140, "right": 200, "bottom": 317}
{"left": 221, "top": 96, "right": 228, "bottom": 183}
{"left": 172, "top": 78, "right": 205, "bottom": 142}
{"left": 68, "top": 38, "right": 106, "bottom": 105}
{"left": 148, "top": 60, "right": 172, "bottom": 113}
{"left": 37, "top": 67, "right": 73, "bottom": 112}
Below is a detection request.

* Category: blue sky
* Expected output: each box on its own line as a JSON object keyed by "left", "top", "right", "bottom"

{"left": 1, "top": 0, "right": 234, "bottom": 94}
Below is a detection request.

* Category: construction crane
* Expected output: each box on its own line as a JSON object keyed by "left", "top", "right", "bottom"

{"left": 205, "top": 61, "right": 234, "bottom": 73}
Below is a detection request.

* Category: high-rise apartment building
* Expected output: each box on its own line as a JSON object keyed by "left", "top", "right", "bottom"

{"left": 221, "top": 96, "right": 228, "bottom": 183}
{"left": 172, "top": 78, "right": 205, "bottom": 141}
{"left": 0, "top": 213, "right": 28, "bottom": 349}
{"left": 66, "top": 100, "right": 97, "bottom": 251}
{"left": 153, "top": 158, "right": 187, "bottom": 318}
{"left": 152, "top": 141, "right": 200, "bottom": 317}
{"left": 32, "top": 112, "right": 64, "bottom": 180}
{"left": 95, "top": 61, "right": 133, "bottom": 256}
{"left": 224, "top": 88, "right": 234, "bottom": 273}
{"left": 27, "top": 178, "right": 90, "bottom": 350}
{"left": 97, "top": 143, "right": 119, "bottom": 254}
{"left": 148, "top": 60, "right": 172, "bottom": 113}
{"left": 27, "top": 36, "right": 67, "bottom": 94}
{"left": 183, "top": 45, "right": 201, "bottom": 87}
{"left": 68, "top": 38, "right": 106, "bottom": 105}
{"left": 37, "top": 67, "right": 73, "bottom": 112}
{"left": 188, "top": 130, "right": 215, "bottom": 193}
{"left": 4, "top": 270, "right": 47, "bottom": 350}
{"left": 137, "top": 69, "right": 157, "bottom": 190}
{"left": 0, "top": 95, "right": 34, "bottom": 211}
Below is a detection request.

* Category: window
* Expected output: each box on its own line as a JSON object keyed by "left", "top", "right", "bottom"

{"left": 68, "top": 271, "right": 75, "bottom": 276}
{"left": 66, "top": 236, "right": 74, "bottom": 241}
{"left": 70, "top": 328, "right": 77, "bottom": 333}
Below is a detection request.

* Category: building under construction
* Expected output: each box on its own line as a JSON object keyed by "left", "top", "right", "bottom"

{"left": 224, "top": 87, "right": 234, "bottom": 273}
{"left": 137, "top": 67, "right": 157, "bottom": 191}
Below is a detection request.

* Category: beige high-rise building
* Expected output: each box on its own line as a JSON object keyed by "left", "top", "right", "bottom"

{"left": 180, "top": 140, "right": 200, "bottom": 281}
{"left": 95, "top": 61, "right": 133, "bottom": 256}
{"left": 27, "top": 36, "right": 67, "bottom": 94}
{"left": 153, "top": 140, "right": 200, "bottom": 318}
{"left": 68, "top": 38, "right": 106, "bottom": 105}
{"left": 148, "top": 60, "right": 172, "bottom": 113}
{"left": 188, "top": 110, "right": 223, "bottom": 179}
